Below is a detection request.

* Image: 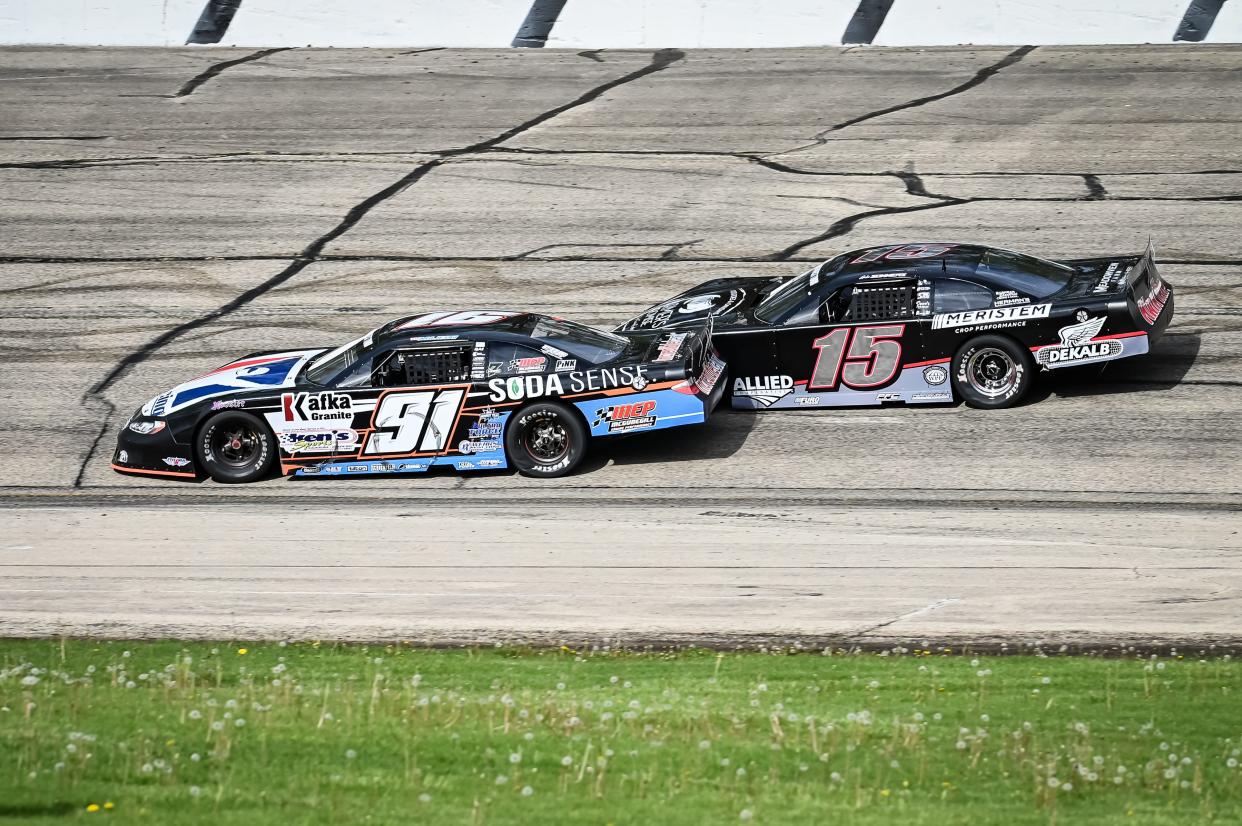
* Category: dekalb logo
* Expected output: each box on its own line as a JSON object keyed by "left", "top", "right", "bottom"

{"left": 282, "top": 392, "right": 354, "bottom": 422}
{"left": 733, "top": 375, "right": 794, "bottom": 407}
{"left": 1035, "top": 316, "right": 1123, "bottom": 367}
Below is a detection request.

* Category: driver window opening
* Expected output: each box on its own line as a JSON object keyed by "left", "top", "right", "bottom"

{"left": 835, "top": 284, "right": 917, "bottom": 322}
{"left": 371, "top": 344, "right": 473, "bottom": 388}
{"left": 932, "top": 279, "right": 994, "bottom": 314}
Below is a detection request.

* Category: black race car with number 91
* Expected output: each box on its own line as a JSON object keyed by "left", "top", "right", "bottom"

{"left": 618, "top": 242, "right": 1173, "bottom": 409}
{"left": 113, "top": 311, "right": 727, "bottom": 483}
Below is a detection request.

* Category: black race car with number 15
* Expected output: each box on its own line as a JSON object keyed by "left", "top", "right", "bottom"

{"left": 113, "top": 311, "right": 727, "bottom": 482}
{"left": 618, "top": 242, "right": 1173, "bottom": 410}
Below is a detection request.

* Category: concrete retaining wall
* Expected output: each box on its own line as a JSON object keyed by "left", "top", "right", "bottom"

{"left": 1, "top": 0, "right": 1238, "bottom": 46}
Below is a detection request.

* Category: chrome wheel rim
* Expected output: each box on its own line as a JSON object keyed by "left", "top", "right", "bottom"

{"left": 525, "top": 418, "right": 569, "bottom": 463}
{"left": 965, "top": 348, "right": 1018, "bottom": 399}
{"left": 214, "top": 426, "right": 261, "bottom": 466}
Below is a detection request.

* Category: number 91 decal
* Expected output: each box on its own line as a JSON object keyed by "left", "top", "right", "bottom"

{"left": 364, "top": 388, "right": 466, "bottom": 455}
{"left": 809, "top": 325, "right": 905, "bottom": 390}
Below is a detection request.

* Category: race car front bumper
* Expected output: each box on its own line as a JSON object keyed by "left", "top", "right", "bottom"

{"left": 112, "top": 420, "right": 197, "bottom": 479}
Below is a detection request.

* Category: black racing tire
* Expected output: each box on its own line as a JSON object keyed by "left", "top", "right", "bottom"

{"left": 951, "top": 335, "right": 1033, "bottom": 410}
{"left": 196, "top": 411, "right": 276, "bottom": 483}
{"left": 504, "top": 401, "right": 587, "bottom": 478}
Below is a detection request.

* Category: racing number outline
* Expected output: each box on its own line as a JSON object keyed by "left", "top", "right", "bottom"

{"left": 809, "top": 324, "right": 906, "bottom": 390}
{"left": 364, "top": 388, "right": 466, "bottom": 455}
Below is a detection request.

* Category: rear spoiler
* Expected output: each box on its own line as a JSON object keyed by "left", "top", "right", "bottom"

{"left": 1127, "top": 239, "right": 1156, "bottom": 286}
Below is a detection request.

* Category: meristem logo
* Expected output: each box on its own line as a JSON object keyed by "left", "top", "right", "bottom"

{"left": 931, "top": 304, "right": 1050, "bottom": 330}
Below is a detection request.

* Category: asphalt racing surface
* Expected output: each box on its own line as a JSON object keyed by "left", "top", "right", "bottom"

{"left": 2, "top": 45, "right": 1240, "bottom": 648}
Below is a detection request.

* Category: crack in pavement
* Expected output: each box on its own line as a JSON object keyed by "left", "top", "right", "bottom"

{"left": 72, "top": 48, "right": 687, "bottom": 486}
{"left": 174, "top": 48, "right": 292, "bottom": 98}
{"left": 771, "top": 45, "right": 1037, "bottom": 158}
{"left": 0, "top": 135, "right": 110, "bottom": 142}
{"left": 853, "top": 598, "right": 961, "bottom": 636}
{"left": 512, "top": 240, "right": 700, "bottom": 260}
{"left": 768, "top": 198, "right": 967, "bottom": 261}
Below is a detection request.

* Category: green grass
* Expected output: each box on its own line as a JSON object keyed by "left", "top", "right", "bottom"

{"left": 1, "top": 641, "right": 1240, "bottom": 824}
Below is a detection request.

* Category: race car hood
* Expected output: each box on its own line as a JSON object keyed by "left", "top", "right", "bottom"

{"left": 616, "top": 276, "right": 785, "bottom": 332}
{"left": 140, "top": 348, "right": 327, "bottom": 418}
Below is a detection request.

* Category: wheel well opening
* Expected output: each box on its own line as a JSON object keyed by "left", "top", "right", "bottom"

{"left": 507, "top": 398, "right": 590, "bottom": 440}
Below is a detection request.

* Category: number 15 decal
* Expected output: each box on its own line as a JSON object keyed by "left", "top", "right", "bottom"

{"left": 364, "top": 389, "right": 465, "bottom": 455}
{"left": 809, "top": 325, "right": 905, "bottom": 390}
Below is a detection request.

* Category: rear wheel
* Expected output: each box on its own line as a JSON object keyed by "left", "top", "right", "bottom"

{"left": 951, "top": 335, "right": 1032, "bottom": 409}
{"left": 196, "top": 411, "right": 276, "bottom": 483}
{"left": 504, "top": 402, "right": 587, "bottom": 478}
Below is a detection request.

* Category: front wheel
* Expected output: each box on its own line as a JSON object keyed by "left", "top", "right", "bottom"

{"left": 196, "top": 411, "right": 276, "bottom": 483}
{"left": 951, "top": 335, "right": 1033, "bottom": 410}
{"left": 505, "top": 402, "right": 587, "bottom": 478}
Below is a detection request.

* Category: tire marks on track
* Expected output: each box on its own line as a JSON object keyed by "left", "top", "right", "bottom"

{"left": 71, "top": 49, "right": 687, "bottom": 485}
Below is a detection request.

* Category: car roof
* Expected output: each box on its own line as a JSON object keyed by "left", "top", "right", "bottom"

{"left": 373, "top": 311, "right": 541, "bottom": 345}
{"left": 827, "top": 244, "right": 988, "bottom": 279}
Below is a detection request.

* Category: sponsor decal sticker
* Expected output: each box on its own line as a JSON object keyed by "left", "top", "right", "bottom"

{"left": 912, "top": 391, "right": 952, "bottom": 401}
{"left": 655, "top": 333, "right": 688, "bottom": 362}
{"left": 621, "top": 291, "right": 744, "bottom": 330}
{"left": 993, "top": 289, "right": 1030, "bottom": 307}
{"left": 1138, "top": 280, "right": 1171, "bottom": 324}
{"left": 469, "top": 419, "right": 502, "bottom": 439}
{"left": 932, "top": 303, "right": 1051, "bottom": 330}
{"left": 282, "top": 392, "right": 354, "bottom": 423}
{"left": 458, "top": 439, "right": 502, "bottom": 454}
{"left": 794, "top": 396, "right": 821, "bottom": 405}
{"left": 279, "top": 429, "right": 359, "bottom": 454}
{"left": 510, "top": 356, "right": 546, "bottom": 374}
{"left": 857, "top": 271, "right": 909, "bottom": 281}
{"left": 166, "top": 354, "right": 306, "bottom": 412}
{"left": 117, "top": 450, "right": 129, "bottom": 463}
{"left": 396, "top": 311, "right": 516, "bottom": 329}
{"left": 211, "top": 398, "right": 246, "bottom": 410}
{"left": 922, "top": 365, "right": 948, "bottom": 386}
{"left": 471, "top": 341, "right": 487, "bottom": 378}
{"left": 479, "top": 459, "right": 502, "bottom": 467}
{"left": 487, "top": 366, "right": 648, "bottom": 402}
{"left": 876, "top": 393, "right": 902, "bottom": 402}
{"left": 163, "top": 457, "right": 191, "bottom": 468}
{"left": 697, "top": 355, "right": 726, "bottom": 395}
{"left": 733, "top": 375, "right": 794, "bottom": 407}
{"left": 554, "top": 358, "right": 577, "bottom": 372}
{"left": 679, "top": 295, "right": 718, "bottom": 314}
{"left": 593, "top": 400, "right": 657, "bottom": 433}
{"left": 1093, "top": 261, "right": 1128, "bottom": 294}
{"left": 1035, "top": 316, "right": 1123, "bottom": 367}
{"left": 540, "top": 344, "right": 569, "bottom": 359}
{"left": 146, "top": 391, "right": 172, "bottom": 417}
{"left": 916, "top": 278, "right": 932, "bottom": 316}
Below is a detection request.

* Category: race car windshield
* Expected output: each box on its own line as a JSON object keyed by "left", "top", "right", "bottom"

{"left": 754, "top": 254, "right": 851, "bottom": 323}
{"left": 304, "top": 336, "right": 368, "bottom": 385}
{"left": 978, "top": 248, "right": 1076, "bottom": 298}
{"left": 528, "top": 317, "right": 628, "bottom": 364}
